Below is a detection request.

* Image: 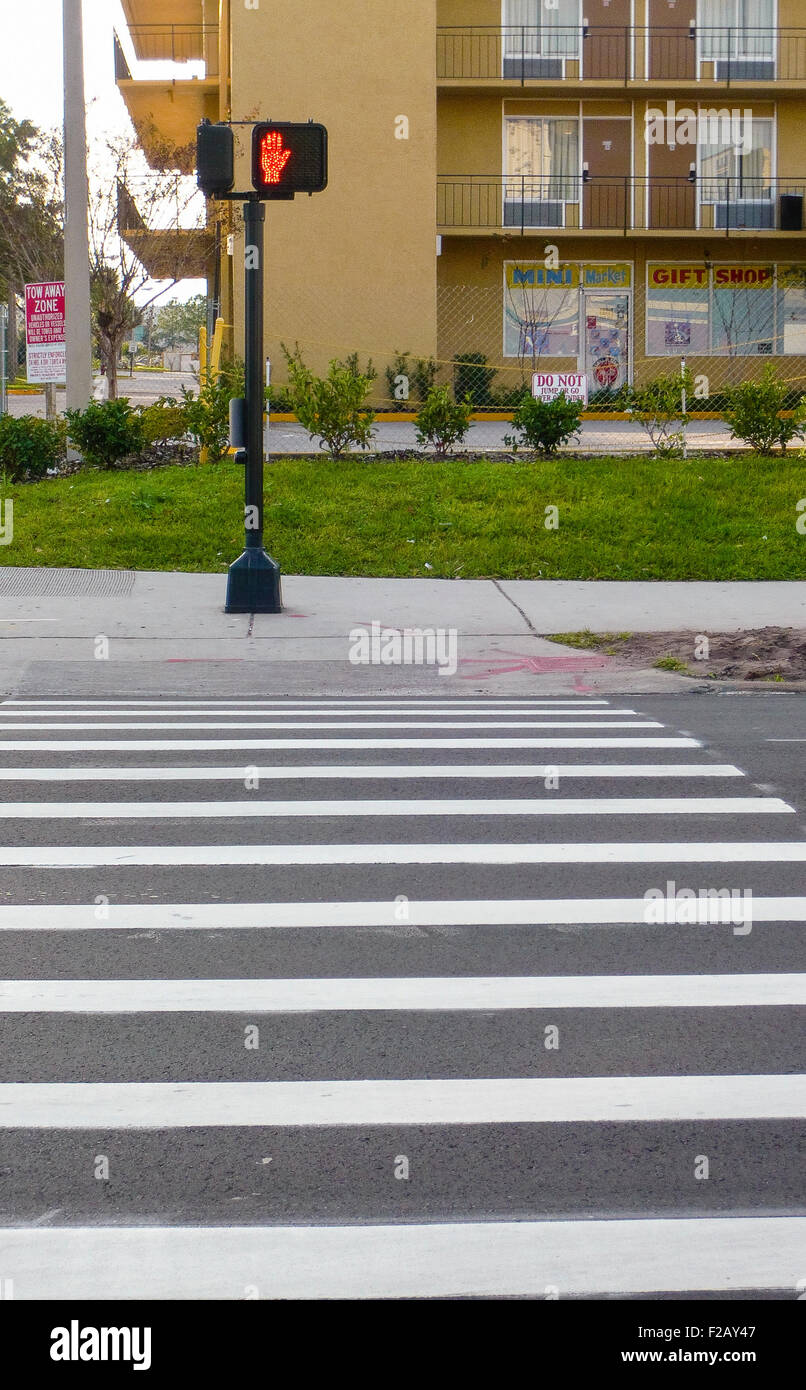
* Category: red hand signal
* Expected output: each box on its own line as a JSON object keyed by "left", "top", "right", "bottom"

{"left": 259, "top": 131, "right": 292, "bottom": 185}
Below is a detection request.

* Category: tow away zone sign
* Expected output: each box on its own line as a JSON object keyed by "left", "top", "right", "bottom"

{"left": 25, "top": 281, "right": 66, "bottom": 384}
{"left": 531, "top": 371, "right": 587, "bottom": 405}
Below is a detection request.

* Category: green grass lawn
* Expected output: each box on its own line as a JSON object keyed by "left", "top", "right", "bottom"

{"left": 2, "top": 453, "right": 806, "bottom": 580}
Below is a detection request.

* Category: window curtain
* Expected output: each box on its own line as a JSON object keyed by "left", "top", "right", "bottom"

{"left": 544, "top": 0, "right": 579, "bottom": 57}
{"left": 547, "top": 121, "right": 579, "bottom": 200}
{"left": 503, "top": 0, "right": 540, "bottom": 58}
{"left": 740, "top": 119, "right": 772, "bottom": 191}
{"left": 698, "top": 119, "right": 772, "bottom": 200}
{"left": 700, "top": 0, "right": 773, "bottom": 60}
{"left": 504, "top": 0, "right": 579, "bottom": 58}
{"left": 506, "top": 119, "right": 579, "bottom": 200}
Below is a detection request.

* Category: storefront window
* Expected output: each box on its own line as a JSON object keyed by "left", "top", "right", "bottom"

{"left": 504, "top": 262, "right": 632, "bottom": 364}
{"left": 777, "top": 268, "right": 806, "bottom": 355}
{"left": 646, "top": 266, "right": 710, "bottom": 355}
{"left": 647, "top": 264, "right": 804, "bottom": 356}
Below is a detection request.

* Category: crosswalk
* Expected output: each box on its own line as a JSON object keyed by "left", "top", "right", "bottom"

{"left": 0, "top": 695, "right": 803, "bottom": 1300}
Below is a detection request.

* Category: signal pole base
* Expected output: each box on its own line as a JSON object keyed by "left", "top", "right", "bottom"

{"left": 225, "top": 548, "right": 283, "bottom": 613}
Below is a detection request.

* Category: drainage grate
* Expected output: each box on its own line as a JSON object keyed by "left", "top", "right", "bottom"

{"left": 0, "top": 568, "right": 136, "bottom": 598}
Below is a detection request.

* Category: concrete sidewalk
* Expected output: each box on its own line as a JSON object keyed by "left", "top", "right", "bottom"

{"left": 1, "top": 568, "right": 804, "bottom": 697}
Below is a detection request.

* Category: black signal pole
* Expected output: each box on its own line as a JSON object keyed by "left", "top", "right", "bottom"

{"left": 225, "top": 195, "right": 282, "bottom": 613}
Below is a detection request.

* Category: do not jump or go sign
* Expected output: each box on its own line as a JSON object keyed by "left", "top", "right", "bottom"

{"left": 531, "top": 372, "right": 588, "bottom": 405}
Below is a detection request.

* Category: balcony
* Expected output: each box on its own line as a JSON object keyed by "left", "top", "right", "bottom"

{"left": 437, "top": 176, "right": 806, "bottom": 236}
{"left": 436, "top": 27, "right": 806, "bottom": 87}
{"left": 116, "top": 180, "right": 215, "bottom": 281}
{"left": 114, "top": 27, "right": 219, "bottom": 173}
{"left": 117, "top": 24, "right": 218, "bottom": 68}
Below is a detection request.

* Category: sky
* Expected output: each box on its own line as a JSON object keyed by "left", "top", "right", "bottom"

{"left": 0, "top": 0, "right": 205, "bottom": 302}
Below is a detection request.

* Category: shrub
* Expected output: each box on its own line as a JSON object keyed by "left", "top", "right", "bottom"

{"left": 504, "top": 392, "right": 583, "bottom": 456}
{"left": 489, "top": 382, "right": 531, "bottom": 409}
{"left": 139, "top": 397, "right": 189, "bottom": 444}
{"left": 0, "top": 414, "right": 66, "bottom": 482}
{"left": 722, "top": 365, "right": 806, "bottom": 455}
{"left": 64, "top": 398, "right": 145, "bottom": 468}
{"left": 625, "top": 369, "right": 694, "bottom": 456}
{"left": 181, "top": 357, "right": 245, "bottom": 463}
{"left": 414, "top": 386, "right": 473, "bottom": 456}
{"left": 412, "top": 356, "right": 438, "bottom": 402}
{"left": 268, "top": 386, "right": 294, "bottom": 413}
{"left": 453, "top": 352, "right": 497, "bottom": 407}
{"left": 283, "top": 345, "right": 376, "bottom": 457}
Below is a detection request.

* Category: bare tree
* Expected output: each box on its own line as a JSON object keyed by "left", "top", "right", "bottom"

{"left": 88, "top": 135, "right": 214, "bottom": 398}
{"left": 0, "top": 102, "right": 64, "bottom": 376}
{"left": 505, "top": 278, "right": 578, "bottom": 378}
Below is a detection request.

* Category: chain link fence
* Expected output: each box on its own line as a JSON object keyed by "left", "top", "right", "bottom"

{"left": 263, "top": 269, "right": 806, "bottom": 453}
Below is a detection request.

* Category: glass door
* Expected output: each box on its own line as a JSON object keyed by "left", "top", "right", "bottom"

{"left": 582, "top": 293, "right": 630, "bottom": 391}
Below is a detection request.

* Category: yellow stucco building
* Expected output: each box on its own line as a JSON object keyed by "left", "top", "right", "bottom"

{"left": 117, "top": 1, "right": 806, "bottom": 403}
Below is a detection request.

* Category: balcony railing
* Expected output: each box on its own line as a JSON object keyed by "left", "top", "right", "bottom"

{"left": 115, "top": 24, "right": 219, "bottom": 73}
{"left": 436, "top": 27, "right": 806, "bottom": 84}
{"left": 437, "top": 176, "right": 806, "bottom": 234}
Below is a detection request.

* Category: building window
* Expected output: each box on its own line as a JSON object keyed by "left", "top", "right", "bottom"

{"left": 699, "top": 117, "right": 773, "bottom": 229}
{"left": 503, "top": 0, "right": 580, "bottom": 60}
{"left": 503, "top": 261, "right": 632, "bottom": 364}
{"left": 504, "top": 278, "right": 579, "bottom": 360}
{"left": 699, "top": 1, "right": 775, "bottom": 67}
{"left": 504, "top": 118, "right": 579, "bottom": 227}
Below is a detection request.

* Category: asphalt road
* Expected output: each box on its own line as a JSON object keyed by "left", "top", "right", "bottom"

{"left": 5, "top": 371, "right": 739, "bottom": 451}
{"left": 0, "top": 692, "right": 803, "bottom": 1299}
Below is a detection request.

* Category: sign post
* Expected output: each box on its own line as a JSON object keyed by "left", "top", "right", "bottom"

{"left": 24, "top": 282, "right": 66, "bottom": 387}
{"left": 196, "top": 118, "right": 327, "bottom": 615}
{"left": 224, "top": 196, "right": 283, "bottom": 614}
{"left": 0, "top": 304, "right": 7, "bottom": 417}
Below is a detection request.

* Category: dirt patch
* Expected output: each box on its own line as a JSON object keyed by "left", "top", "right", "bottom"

{"left": 546, "top": 628, "right": 806, "bottom": 683}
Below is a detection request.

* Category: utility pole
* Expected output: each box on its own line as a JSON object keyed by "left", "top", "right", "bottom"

{"left": 0, "top": 304, "right": 8, "bottom": 417}
{"left": 63, "top": 0, "right": 93, "bottom": 410}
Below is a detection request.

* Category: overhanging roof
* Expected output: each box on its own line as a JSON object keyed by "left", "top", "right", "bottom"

{"left": 121, "top": 1, "right": 203, "bottom": 28}
{"left": 116, "top": 77, "right": 219, "bottom": 171}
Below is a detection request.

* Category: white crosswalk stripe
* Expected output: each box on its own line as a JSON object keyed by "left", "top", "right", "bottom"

{"left": 0, "top": 695, "right": 802, "bottom": 1300}
{"left": 0, "top": 795, "right": 791, "bottom": 818}
{"left": 3, "top": 1217, "right": 803, "bottom": 1300}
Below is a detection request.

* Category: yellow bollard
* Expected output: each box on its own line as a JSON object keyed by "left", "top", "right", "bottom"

{"left": 198, "top": 326, "right": 209, "bottom": 463}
